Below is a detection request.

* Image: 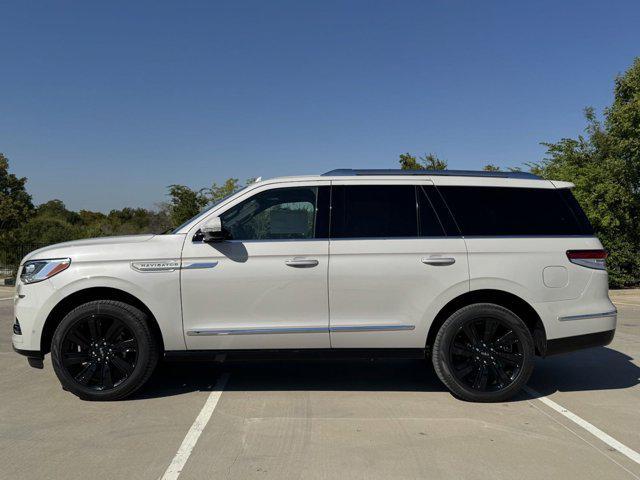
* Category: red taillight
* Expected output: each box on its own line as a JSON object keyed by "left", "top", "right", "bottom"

{"left": 566, "top": 250, "right": 608, "bottom": 270}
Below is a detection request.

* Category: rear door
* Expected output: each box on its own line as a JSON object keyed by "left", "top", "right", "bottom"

{"left": 328, "top": 180, "right": 469, "bottom": 348}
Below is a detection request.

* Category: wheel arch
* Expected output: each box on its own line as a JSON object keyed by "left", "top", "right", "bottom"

{"left": 426, "top": 289, "right": 546, "bottom": 355}
{"left": 40, "top": 287, "right": 165, "bottom": 355}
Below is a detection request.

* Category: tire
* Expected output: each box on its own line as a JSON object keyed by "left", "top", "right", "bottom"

{"left": 432, "top": 303, "right": 535, "bottom": 402}
{"left": 51, "top": 300, "right": 159, "bottom": 401}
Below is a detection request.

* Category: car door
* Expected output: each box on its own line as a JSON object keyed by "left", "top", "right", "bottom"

{"left": 328, "top": 180, "right": 469, "bottom": 348}
{"left": 181, "top": 181, "right": 331, "bottom": 350}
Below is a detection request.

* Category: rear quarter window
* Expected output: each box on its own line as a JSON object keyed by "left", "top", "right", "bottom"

{"left": 437, "top": 186, "right": 593, "bottom": 236}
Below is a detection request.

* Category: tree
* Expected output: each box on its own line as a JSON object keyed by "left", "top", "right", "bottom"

{"left": 531, "top": 58, "right": 640, "bottom": 287}
{"left": 36, "top": 199, "right": 81, "bottom": 225}
{"left": 210, "top": 178, "right": 241, "bottom": 202}
{"left": 483, "top": 164, "right": 501, "bottom": 172}
{"left": 398, "top": 152, "right": 447, "bottom": 170}
{"left": 0, "top": 153, "right": 34, "bottom": 236}
{"left": 13, "top": 216, "right": 82, "bottom": 245}
{"left": 166, "top": 185, "right": 210, "bottom": 227}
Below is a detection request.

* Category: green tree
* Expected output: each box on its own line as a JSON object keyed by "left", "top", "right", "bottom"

{"left": 399, "top": 152, "right": 447, "bottom": 170}
{"left": 210, "top": 178, "right": 241, "bottom": 202}
{"left": 0, "top": 153, "right": 34, "bottom": 236}
{"left": 531, "top": 58, "right": 640, "bottom": 287}
{"left": 166, "top": 184, "right": 210, "bottom": 227}
{"left": 483, "top": 164, "right": 501, "bottom": 172}
{"left": 36, "top": 199, "right": 81, "bottom": 225}
{"left": 13, "top": 217, "right": 81, "bottom": 245}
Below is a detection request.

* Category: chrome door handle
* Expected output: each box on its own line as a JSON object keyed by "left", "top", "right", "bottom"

{"left": 285, "top": 258, "right": 319, "bottom": 268}
{"left": 421, "top": 256, "right": 456, "bottom": 266}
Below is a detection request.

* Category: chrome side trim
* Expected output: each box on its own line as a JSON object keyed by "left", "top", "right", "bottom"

{"left": 183, "top": 262, "right": 219, "bottom": 270}
{"left": 558, "top": 310, "right": 617, "bottom": 322}
{"left": 329, "top": 325, "right": 416, "bottom": 332}
{"left": 186, "top": 327, "right": 328, "bottom": 336}
{"left": 186, "top": 324, "right": 416, "bottom": 336}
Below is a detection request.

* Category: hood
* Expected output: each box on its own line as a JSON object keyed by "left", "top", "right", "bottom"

{"left": 22, "top": 235, "right": 156, "bottom": 263}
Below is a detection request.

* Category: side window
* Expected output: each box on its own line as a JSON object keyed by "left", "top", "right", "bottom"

{"left": 330, "top": 185, "right": 417, "bottom": 238}
{"left": 417, "top": 186, "right": 446, "bottom": 236}
{"left": 438, "top": 186, "right": 586, "bottom": 236}
{"left": 557, "top": 188, "right": 594, "bottom": 234}
{"left": 220, "top": 186, "right": 328, "bottom": 240}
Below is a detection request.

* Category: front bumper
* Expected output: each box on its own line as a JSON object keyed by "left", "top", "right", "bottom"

{"left": 12, "top": 279, "right": 56, "bottom": 353}
{"left": 13, "top": 346, "right": 44, "bottom": 369}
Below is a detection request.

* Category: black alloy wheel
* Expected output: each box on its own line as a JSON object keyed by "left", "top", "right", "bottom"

{"left": 59, "top": 314, "right": 138, "bottom": 391}
{"left": 51, "top": 300, "right": 158, "bottom": 401}
{"left": 448, "top": 317, "right": 524, "bottom": 392}
{"left": 432, "top": 303, "right": 535, "bottom": 402}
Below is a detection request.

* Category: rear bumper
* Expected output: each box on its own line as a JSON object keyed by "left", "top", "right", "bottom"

{"left": 13, "top": 346, "right": 44, "bottom": 369}
{"left": 544, "top": 329, "right": 615, "bottom": 357}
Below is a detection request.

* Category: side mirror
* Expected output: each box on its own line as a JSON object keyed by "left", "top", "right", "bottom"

{"left": 201, "top": 217, "right": 226, "bottom": 243}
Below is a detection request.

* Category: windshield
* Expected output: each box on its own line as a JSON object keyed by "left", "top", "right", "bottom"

{"left": 169, "top": 186, "right": 250, "bottom": 234}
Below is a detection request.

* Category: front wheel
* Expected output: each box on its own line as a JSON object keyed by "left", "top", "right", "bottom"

{"left": 432, "top": 303, "right": 535, "bottom": 402}
{"left": 51, "top": 300, "right": 159, "bottom": 401}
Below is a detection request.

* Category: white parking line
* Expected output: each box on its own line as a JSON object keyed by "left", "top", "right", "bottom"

{"left": 161, "top": 373, "right": 230, "bottom": 480}
{"left": 525, "top": 386, "right": 640, "bottom": 466}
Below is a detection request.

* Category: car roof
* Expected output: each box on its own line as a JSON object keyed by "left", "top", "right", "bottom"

{"left": 253, "top": 169, "right": 570, "bottom": 189}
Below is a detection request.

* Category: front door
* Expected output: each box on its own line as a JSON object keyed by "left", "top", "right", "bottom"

{"left": 181, "top": 181, "right": 331, "bottom": 350}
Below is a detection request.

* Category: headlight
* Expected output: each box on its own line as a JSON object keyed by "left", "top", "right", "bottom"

{"left": 20, "top": 258, "right": 71, "bottom": 284}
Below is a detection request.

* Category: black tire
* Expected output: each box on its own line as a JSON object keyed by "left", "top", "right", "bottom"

{"left": 51, "top": 300, "right": 159, "bottom": 401}
{"left": 432, "top": 303, "right": 534, "bottom": 402}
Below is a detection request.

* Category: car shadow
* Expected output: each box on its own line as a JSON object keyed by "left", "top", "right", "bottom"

{"left": 131, "top": 358, "right": 445, "bottom": 400}
{"left": 129, "top": 347, "right": 639, "bottom": 401}
{"left": 526, "top": 346, "right": 640, "bottom": 398}
{"left": 208, "top": 241, "right": 248, "bottom": 263}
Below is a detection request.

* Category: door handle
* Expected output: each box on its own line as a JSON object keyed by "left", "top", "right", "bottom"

{"left": 285, "top": 258, "right": 319, "bottom": 268}
{"left": 421, "top": 256, "right": 456, "bottom": 266}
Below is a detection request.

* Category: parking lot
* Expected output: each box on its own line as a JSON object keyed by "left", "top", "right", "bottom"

{"left": 1, "top": 286, "right": 639, "bottom": 480}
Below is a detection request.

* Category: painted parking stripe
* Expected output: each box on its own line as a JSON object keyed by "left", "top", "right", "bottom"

{"left": 161, "top": 373, "right": 230, "bottom": 480}
{"left": 525, "top": 386, "right": 640, "bottom": 466}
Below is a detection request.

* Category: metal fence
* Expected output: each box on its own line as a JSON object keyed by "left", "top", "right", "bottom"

{"left": 0, "top": 244, "right": 48, "bottom": 276}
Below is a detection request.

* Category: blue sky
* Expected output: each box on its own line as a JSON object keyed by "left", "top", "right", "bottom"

{"left": 2, "top": 0, "right": 640, "bottom": 211}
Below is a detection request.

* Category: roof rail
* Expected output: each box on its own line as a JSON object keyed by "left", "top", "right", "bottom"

{"left": 322, "top": 168, "right": 540, "bottom": 180}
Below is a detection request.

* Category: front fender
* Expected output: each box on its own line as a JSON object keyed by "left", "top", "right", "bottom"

{"left": 42, "top": 261, "right": 185, "bottom": 350}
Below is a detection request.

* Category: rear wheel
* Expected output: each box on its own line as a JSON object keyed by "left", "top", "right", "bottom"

{"left": 51, "top": 300, "right": 159, "bottom": 401}
{"left": 432, "top": 303, "right": 534, "bottom": 402}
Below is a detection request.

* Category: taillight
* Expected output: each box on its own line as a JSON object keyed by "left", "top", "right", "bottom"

{"left": 566, "top": 250, "right": 608, "bottom": 270}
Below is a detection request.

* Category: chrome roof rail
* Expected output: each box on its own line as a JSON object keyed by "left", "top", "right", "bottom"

{"left": 321, "top": 168, "right": 540, "bottom": 180}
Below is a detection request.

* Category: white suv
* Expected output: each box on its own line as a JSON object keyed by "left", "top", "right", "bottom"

{"left": 12, "top": 169, "right": 616, "bottom": 402}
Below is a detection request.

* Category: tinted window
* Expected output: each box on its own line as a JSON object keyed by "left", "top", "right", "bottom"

{"left": 558, "top": 188, "right": 594, "bottom": 234}
{"left": 438, "top": 186, "right": 589, "bottom": 236}
{"left": 220, "top": 186, "right": 328, "bottom": 240}
{"left": 417, "top": 186, "right": 446, "bottom": 236}
{"left": 331, "top": 185, "right": 417, "bottom": 238}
